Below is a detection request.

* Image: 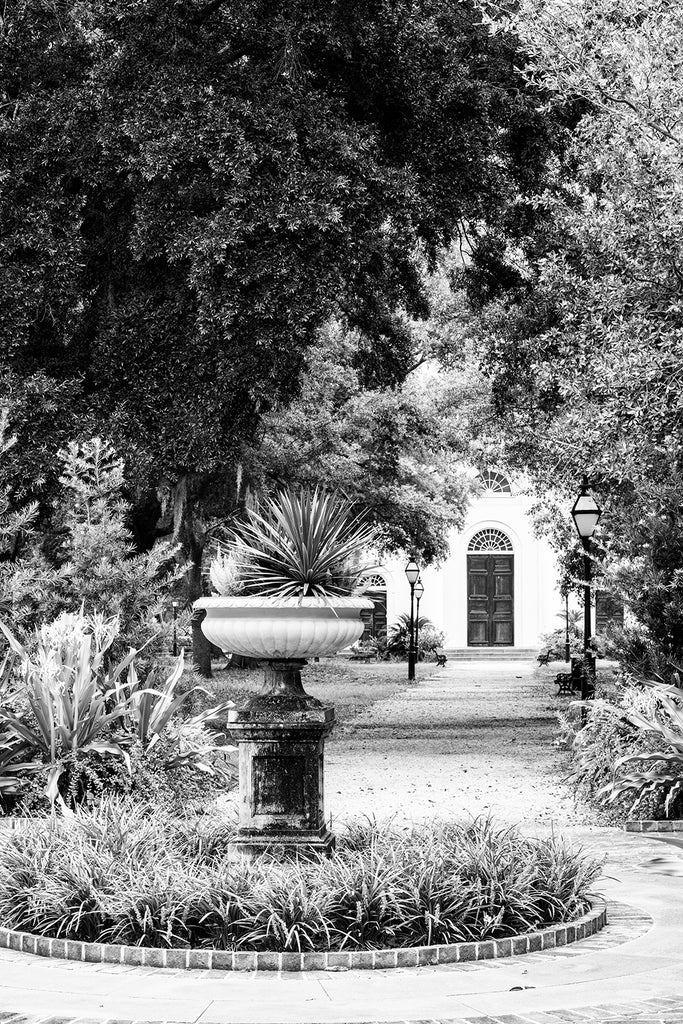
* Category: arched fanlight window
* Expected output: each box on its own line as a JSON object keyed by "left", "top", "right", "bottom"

{"left": 468, "top": 528, "right": 513, "bottom": 553}
{"left": 479, "top": 470, "right": 512, "bottom": 494}
{"left": 358, "top": 573, "right": 387, "bottom": 591}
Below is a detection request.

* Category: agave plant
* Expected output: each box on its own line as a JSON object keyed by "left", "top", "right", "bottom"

{"left": 112, "top": 656, "right": 234, "bottom": 775}
{"left": 597, "top": 679, "right": 683, "bottom": 818}
{"left": 210, "top": 487, "right": 377, "bottom": 598}
{"left": 0, "top": 612, "right": 134, "bottom": 803}
{"left": 0, "top": 611, "right": 235, "bottom": 806}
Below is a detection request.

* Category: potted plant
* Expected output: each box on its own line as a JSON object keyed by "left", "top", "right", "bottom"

{"left": 194, "top": 487, "right": 376, "bottom": 856}
{"left": 196, "top": 487, "right": 375, "bottom": 660}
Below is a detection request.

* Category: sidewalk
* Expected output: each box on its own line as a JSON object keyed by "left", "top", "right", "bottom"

{"left": 1, "top": 660, "right": 682, "bottom": 1024}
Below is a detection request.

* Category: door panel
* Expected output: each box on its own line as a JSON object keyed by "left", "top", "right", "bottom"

{"left": 469, "top": 621, "right": 488, "bottom": 644}
{"left": 467, "top": 554, "right": 514, "bottom": 646}
{"left": 494, "top": 620, "right": 513, "bottom": 645}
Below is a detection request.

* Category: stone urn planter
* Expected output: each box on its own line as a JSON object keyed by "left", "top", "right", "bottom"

{"left": 195, "top": 594, "right": 373, "bottom": 857}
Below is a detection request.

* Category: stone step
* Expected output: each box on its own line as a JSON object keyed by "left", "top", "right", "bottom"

{"left": 444, "top": 647, "right": 539, "bottom": 660}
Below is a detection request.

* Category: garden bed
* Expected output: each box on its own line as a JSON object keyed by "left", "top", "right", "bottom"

{"left": 0, "top": 800, "right": 603, "bottom": 964}
{"left": 0, "top": 899, "right": 607, "bottom": 971}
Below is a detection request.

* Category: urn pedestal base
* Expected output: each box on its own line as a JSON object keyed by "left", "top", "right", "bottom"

{"left": 227, "top": 660, "right": 335, "bottom": 858}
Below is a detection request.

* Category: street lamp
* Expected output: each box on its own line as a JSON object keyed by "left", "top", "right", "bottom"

{"left": 414, "top": 578, "right": 424, "bottom": 670}
{"left": 404, "top": 559, "right": 420, "bottom": 681}
{"left": 564, "top": 589, "right": 571, "bottom": 664}
{"left": 571, "top": 477, "right": 602, "bottom": 711}
{"left": 561, "top": 573, "right": 571, "bottom": 663}
{"left": 172, "top": 600, "right": 179, "bottom": 657}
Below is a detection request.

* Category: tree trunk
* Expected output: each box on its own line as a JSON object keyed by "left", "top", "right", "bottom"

{"left": 172, "top": 474, "right": 212, "bottom": 678}
{"left": 191, "top": 606, "right": 212, "bottom": 677}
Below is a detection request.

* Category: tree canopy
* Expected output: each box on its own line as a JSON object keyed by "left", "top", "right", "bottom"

{"left": 472, "top": 0, "right": 683, "bottom": 666}
{"left": 0, "top": 0, "right": 564, "bottom": 575}
{"left": 245, "top": 317, "right": 480, "bottom": 562}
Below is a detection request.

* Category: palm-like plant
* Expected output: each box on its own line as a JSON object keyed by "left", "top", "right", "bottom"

{"left": 386, "top": 613, "right": 442, "bottom": 659}
{"left": 210, "top": 487, "right": 377, "bottom": 598}
{"left": 597, "top": 679, "right": 683, "bottom": 818}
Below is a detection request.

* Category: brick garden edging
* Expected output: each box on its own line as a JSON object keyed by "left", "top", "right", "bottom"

{"left": 0, "top": 900, "right": 607, "bottom": 972}
{"left": 624, "top": 820, "right": 683, "bottom": 832}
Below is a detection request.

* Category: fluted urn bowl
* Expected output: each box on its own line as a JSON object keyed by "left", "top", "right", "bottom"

{"left": 194, "top": 595, "right": 374, "bottom": 660}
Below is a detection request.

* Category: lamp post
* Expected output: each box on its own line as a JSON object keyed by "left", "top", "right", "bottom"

{"left": 564, "top": 590, "right": 571, "bottom": 664}
{"left": 414, "top": 578, "right": 424, "bottom": 670}
{"left": 404, "top": 559, "right": 420, "bottom": 681}
{"left": 172, "top": 600, "right": 179, "bottom": 657}
{"left": 571, "top": 477, "right": 602, "bottom": 713}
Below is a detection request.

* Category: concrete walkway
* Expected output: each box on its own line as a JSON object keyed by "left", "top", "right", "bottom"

{"left": 324, "top": 658, "right": 588, "bottom": 827}
{"left": 1, "top": 660, "right": 682, "bottom": 1024}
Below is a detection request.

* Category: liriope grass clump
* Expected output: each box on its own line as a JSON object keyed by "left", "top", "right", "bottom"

{"left": 0, "top": 801, "right": 601, "bottom": 952}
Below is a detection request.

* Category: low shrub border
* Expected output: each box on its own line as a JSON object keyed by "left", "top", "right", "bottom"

{"left": 0, "top": 900, "right": 607, "bottom": 972}
{"left": 624, "top": 820, "right": 683, "bottom": 832}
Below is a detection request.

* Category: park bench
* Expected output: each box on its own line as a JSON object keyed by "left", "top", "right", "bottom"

{"left": 555, "top": 657, "right": 584, "bottom": 696}
{"left": 537, "top": 648, "right": 559, "bottom": 666}
{"left": 434, "top": 648, "right": 448, "bottom": 667}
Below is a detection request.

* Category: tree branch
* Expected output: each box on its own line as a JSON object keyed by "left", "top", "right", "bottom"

{"left": 406, "top": 355, "right": 428, "bottom": 376}
{"left": 191, "top": 0, "right": 227, "bottom": 25}
{"left": 217, "top": 42, "right": 257, "bottom": 61}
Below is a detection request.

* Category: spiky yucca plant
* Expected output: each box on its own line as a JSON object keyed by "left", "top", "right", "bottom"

{"left": 210, "top": 487, "right": 377, "bottom": 598}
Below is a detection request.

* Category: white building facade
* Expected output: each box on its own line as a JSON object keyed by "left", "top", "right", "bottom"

{"left": 366, "top": 472, "right": 562, "bottom": 652}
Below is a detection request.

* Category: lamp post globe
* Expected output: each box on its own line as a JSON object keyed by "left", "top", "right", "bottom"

{"left": 404, "top": 560, "right": 420, "bottom": 585}
{"left": 571, "top": 476, "right": 602, "bottom": 541}
{"left": 570, "top": 478, "right": 602, "bottom": 717}
{"left": 404, "top": 559, "right": 420, "bottom": 681}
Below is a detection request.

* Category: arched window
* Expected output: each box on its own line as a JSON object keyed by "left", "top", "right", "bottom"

{"left": 358, "top": 574, "right": 387, "bottom": 591}
{"left": 468, "top": 528, "right": 513, "bottom": 553}
{"left": 479, "top": 470, "right": 511, "bottom": 494}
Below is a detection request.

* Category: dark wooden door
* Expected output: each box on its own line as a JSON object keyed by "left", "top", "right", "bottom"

{"left": 467, "top": 555, "right": 514, "bottom": 646}
{"left": 360, "top": 590, "right": 388, "bottom": 639}
{"left": 595, "top": 591, "right": 624, "bottom": 634}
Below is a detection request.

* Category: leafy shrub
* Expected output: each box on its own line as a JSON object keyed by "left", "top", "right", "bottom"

{"left": 596, "top": 675, "right": 683, "bottom": 818}
{"left": 386, "top": 613, "right": 444, "bottom": 660}
{"left": 348, "top": 635, "right": 388, "bottom": 660}
{"left": 539, "top": 607, "right": 583, "bottom": 660}
{"left": 600, "top": 622, "right": 680, "bottom": 682}
{"left": 562, "top": 674, "right": 679, "bottom": 821}
{"left": 1, "top": 438, "right": 183, "bottom": 656}
{"left": 0, "top": 612, "right": 234, "bottom": 813}
{"left": 50, "top": 439, "right": 183, "bottom": 658}
{"left": 0, "top": 724, "right": 41, "bottom": 803}
{"left": 0, "top": 805, "right": 601, "bottom": 951}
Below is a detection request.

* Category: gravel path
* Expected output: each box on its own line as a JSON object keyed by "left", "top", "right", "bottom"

{"left": 325, "top": 659, "right": 593, "bottom": 832}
